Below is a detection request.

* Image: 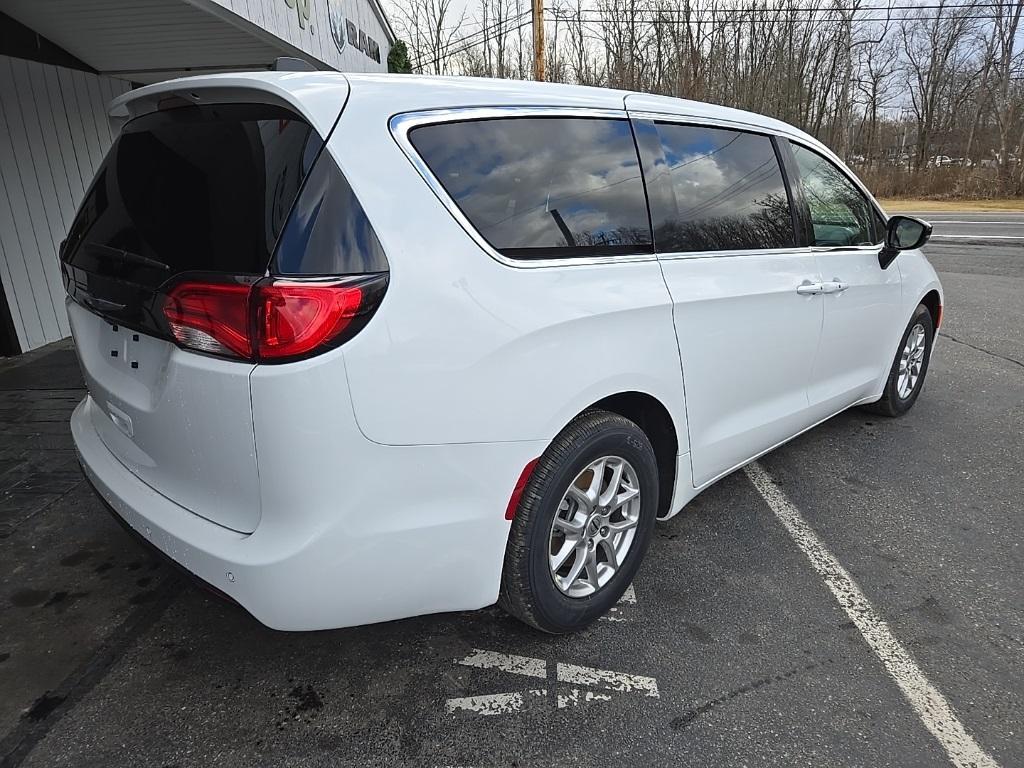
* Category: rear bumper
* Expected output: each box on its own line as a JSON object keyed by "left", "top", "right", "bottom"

{"left": 72, "top": 395, "right": 546, "bottom": 630}
{"left": 92, "top": 481, "right": 240, "bottom": 605}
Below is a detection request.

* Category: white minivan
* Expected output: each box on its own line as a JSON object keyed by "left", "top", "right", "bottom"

{"left": 64, "top": 73, "right": 942, "bottom": 633}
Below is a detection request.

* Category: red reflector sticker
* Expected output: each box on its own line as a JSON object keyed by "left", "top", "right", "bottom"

{"left": 505, "top": 458, "right": 540, "bottom": 521}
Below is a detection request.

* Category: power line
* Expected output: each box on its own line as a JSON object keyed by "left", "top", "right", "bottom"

{"left": 409, "top": 0, "right": 1018, "bottom": 71}
{"left": 547, "top": 1, "right": 1020, "bottom": 15}
{"left": 546, "top": 2, "right": 1017, "bottom": 22}
{"left": 409, "top": 15, "right": 513, "bottom": 69}
{"left": 547, "top": 11, "right": 1007, "bottom": 23}
{"left": 412, "top": 15, "right": 533, "bottom": 71}
{"left": 409, "top": 15, "right": 516, "bottom": 69}
{"left": 411, "top": 10, "right": 531, "bottom": 70}
{"left": 414, "top": 20, "right": 530, "bottom": 71}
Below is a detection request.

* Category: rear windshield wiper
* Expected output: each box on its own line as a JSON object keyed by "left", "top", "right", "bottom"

{"left": 84, "top": 242, "right": 170, "bottom": 271}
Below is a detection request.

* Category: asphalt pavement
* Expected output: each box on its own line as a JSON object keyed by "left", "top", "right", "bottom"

{"left": 897, "top": 210, "right": 1024, "bottom": 244}
{"left": 0, "top": 223, "right": 1021, "bottom": 767}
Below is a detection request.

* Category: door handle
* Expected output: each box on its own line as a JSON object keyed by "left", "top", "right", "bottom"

{"left": 796, "top": 283, "right": 824, "bottom": 295}
{"left": 820, "top": 281, "right": 849, "bottom": 294}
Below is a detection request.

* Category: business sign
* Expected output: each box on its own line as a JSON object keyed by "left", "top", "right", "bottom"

{"left": 284, "top": 0, "right": 311, "bottom": 29}
{"left": 328, "top": 0, "right": 347, "bottom": 51}
{"left": 327, "top": 0, "right": 381, "bottom": 62}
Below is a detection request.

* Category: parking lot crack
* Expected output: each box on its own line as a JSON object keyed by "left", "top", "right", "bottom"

{"left": 669, "top": 658, "right": 834, "bottom": 731}
{"left": 939, "top": 332, "right": 1024, "bottom": 370}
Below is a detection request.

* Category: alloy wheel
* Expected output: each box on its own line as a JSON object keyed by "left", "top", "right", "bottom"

{"left": 897, "top": 322, "right": 927, "bottom": 399}
{"left": 548, "top": 456, "right": 641, "bottom": 598}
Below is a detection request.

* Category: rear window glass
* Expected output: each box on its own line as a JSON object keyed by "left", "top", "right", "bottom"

{"left": 409, "top": 117, "right": 652, "bottom": 259}
{"left": 63, "top": 103, "right": 321, "bottom": 277}
{"left": 654, "top": 123, "right": 795, "bottom": 252}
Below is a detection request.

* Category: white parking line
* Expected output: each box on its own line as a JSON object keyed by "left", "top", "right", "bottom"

{"left": 446, "top": 689, "right": 547, "bottom": 715}
{"left": 600, "top": 583, "right": 637, "bottom": 621}
{"left": 557, "top": 689, "right": 613, "bottom": 708}
{"left": 456, "top": 649, "right": 546, "bottom": 679}
{"left": 744, "top": 461, "right": 1000, "bottom": 768}
{"left": 556, "top": 662, "right": 660, "bottom": 697}
{"left": 448, "top": 650, "right": 660, "bottom": 715}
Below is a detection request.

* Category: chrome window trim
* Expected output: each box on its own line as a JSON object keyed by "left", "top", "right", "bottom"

{"left": 626, "top": 109, "right": 801, "bottom": 142}
{"left": 389, "top": 106, "right": 657, "bottom": 270}
{"left": 656, "top": 246, "right": 812, "bottom": 262}
{"left": 811, "top": 245, "right": 882, "bottom": 254}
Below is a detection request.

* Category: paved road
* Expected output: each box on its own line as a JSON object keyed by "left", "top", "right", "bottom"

{"left": 895, "top": 210, "right": 1024, "bottom": 243}
{"left": 0, "top": 230, "right": 1021, "bottom": 767}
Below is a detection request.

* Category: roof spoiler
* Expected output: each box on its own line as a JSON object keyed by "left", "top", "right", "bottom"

{"left": 106, "top": 72, "right": 350, "bottom": 137}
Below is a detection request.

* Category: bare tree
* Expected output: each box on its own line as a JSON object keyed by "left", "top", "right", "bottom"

{"left": 399, "top": 0, "right": 1024, "bottom": 198}
{"left": 987, "top": 0, "right": 1024, "bottom": 178}
{"left": 854, "top": 33, "right": 900, "bottom": 166}
{"left": 900, "top": 0, "right": 982, "bottom": 170}
{"left": 393, "top": 0, "right": 468, "bottom": 74}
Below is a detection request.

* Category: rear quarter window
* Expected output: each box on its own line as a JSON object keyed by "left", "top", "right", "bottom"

{"left": 409, "top": 116, "right": 653, "bottom": 259}
{"left": 271, "top": 151, "right": 388, "bottom": 276}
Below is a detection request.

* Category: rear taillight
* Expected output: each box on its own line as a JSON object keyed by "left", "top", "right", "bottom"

{"left": 162, "top": 275, "right": 386, "bottom": 363}
{"left": 255, "top": 281, "right": 363, "bottom": 360}
{"left": 164, "top": 281, "right": 254, "bottom": 359}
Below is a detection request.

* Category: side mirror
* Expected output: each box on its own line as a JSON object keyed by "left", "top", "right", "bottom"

{"left": 880, "top": 215, "right": 932, "bottom": 269}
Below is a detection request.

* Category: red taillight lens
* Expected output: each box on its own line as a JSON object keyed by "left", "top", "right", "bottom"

{"left": 256, "top": 281, "right": 363, "bottom": 360}
{"left": 162, "top": 275, "right": 386, "bottom": 363}
{"left": 163, "top": 281, "right": 253, "bottom": 358}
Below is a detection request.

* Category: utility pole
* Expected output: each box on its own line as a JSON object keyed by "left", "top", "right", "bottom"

{"left": 532, "top": 0, "right": 545, "bottom": 81}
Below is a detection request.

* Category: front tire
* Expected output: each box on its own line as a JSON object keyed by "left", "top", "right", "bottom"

{"left": 498, "top": 410, "right": 659, "bottom": 633}
{"left": 868, "top": 303, "right": 934, "bottom": 417}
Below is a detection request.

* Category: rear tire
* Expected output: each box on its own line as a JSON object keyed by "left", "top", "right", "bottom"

{"left": 498, "top": 410, "right": 659, "bottom": 633}
{"left": 867, "top": 304, "right": 934, "bottom": 417}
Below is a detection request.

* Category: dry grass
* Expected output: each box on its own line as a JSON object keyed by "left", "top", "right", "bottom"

{"left": 857, "top": 166, "right": 1023, "bottom": 203}
{"left": 878, "top": 198, "right": 1024, "bottom": 212}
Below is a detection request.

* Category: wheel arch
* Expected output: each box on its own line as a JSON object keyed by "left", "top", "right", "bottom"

{"left": 585, "top": 391, "right": 679, "bottom": 519}
{"left": 920, "top": 289, "right": 942, "bottom": 330}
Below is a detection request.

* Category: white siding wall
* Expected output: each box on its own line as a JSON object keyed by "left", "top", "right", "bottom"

{"left": 211, "top": 0, "right": 392, "bottom": 73}
{"left": 0, "top": 56, "right": 130, "bottom": 352}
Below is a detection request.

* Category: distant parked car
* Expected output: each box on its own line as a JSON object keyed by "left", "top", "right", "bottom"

{"left": 62, "top": 74, "right": 943, "bottom": 633}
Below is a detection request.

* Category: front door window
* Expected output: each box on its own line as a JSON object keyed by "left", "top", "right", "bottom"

{"left": 792, "top": 145, "right": 882, "bottom": 247}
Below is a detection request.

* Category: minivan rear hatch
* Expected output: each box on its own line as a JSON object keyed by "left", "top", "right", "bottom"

{"left": 63, "top": 91, "right": 339, "bottom": 533}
